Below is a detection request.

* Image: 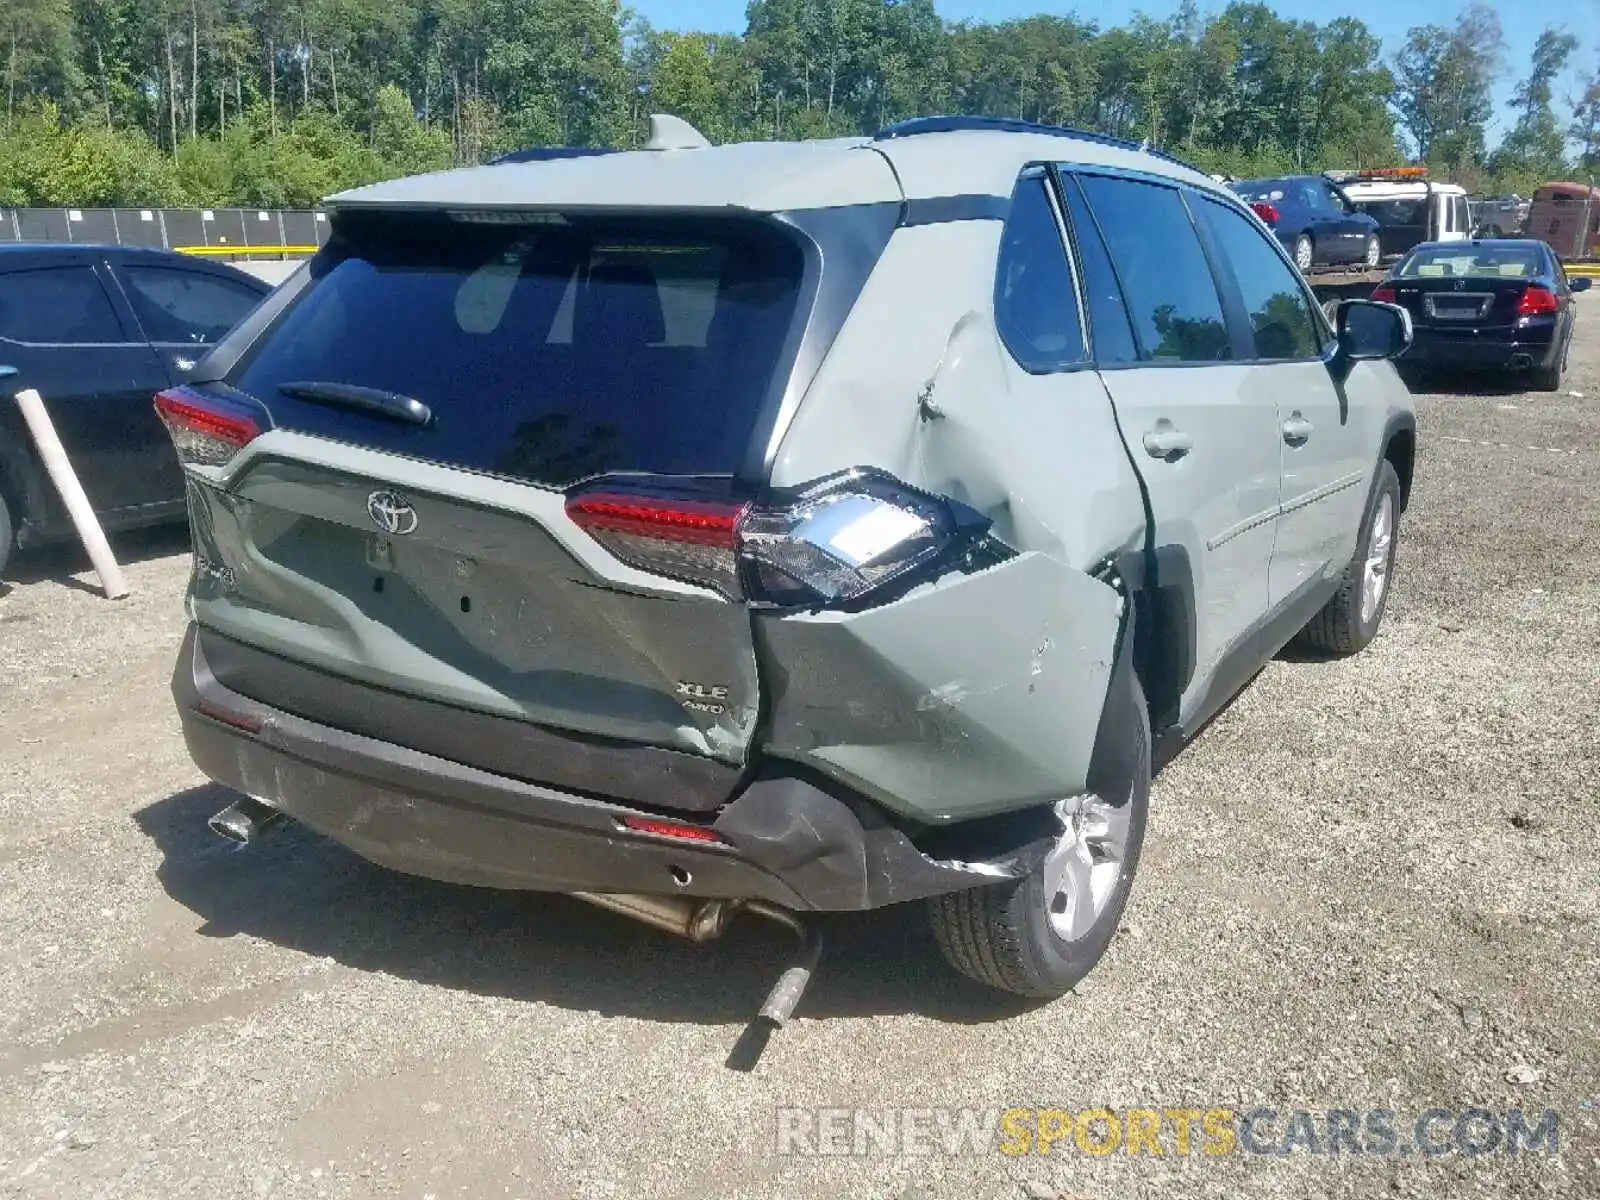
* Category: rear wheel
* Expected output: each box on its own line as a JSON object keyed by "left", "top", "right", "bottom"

{"left": 1363, "top": 234, "right": 1381, "bottom": 269}
{"left": 1530, "top": 339, "right": 1567, "bottom": 392}
{"left": 928, "top": 679, "right": 1150, "bottom": 998}
{"left": 1294, "top": 460, "right": 1401, "bottom": 656}
{"left": 1293, "top": 234, "right": 1314, "bottom": 273}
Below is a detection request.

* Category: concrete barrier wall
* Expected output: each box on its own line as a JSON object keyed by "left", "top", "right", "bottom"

{"left": 0, "top": 207, "right": 328, "bottom": 261}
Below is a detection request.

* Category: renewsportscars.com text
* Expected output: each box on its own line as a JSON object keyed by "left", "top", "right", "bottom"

{"left": 773, "top": 1106, "right": 1561, "bottom": 1158}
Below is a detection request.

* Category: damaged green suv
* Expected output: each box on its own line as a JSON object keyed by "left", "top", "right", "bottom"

{"left": 163, "top": 115, "right": 1417, "bottom": 1014}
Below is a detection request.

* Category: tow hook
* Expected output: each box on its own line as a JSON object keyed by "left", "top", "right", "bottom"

{"left": 570, "top": 892, "right": 822, "bottom": 1027}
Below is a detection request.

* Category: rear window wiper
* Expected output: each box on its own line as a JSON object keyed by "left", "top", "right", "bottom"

{"left": 276, "top": 381, "right": 432, "bottom": 427}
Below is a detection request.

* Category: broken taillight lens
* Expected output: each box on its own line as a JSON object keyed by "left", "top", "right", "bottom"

{"left": 154, "top": 388, "right": 263, "bottom": 467}
{"left": 564, "top": 469, "right": 988, "bottom": 608}
{"left": 738, "top": 471, "right": 964, "bottom": 607}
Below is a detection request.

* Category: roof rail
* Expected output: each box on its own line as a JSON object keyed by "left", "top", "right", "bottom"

{"left": 872, "top": 115, "right": 1208, "bottom": 175}
{"left": 489, "top": 146, "right": 614, "bottom": 166}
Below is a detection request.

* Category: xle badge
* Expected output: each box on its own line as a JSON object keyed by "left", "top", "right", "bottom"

{"left": 676, "top": 681, "right": 729, "bottom": 715}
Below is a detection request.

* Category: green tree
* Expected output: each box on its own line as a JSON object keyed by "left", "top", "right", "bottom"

{"left": 0, "top": 0, "right": 1440, "bottom": 207}
{"left": 1392, "top": 5, "right": 1504, "bottom": 169}
{"left": 1489, "top": 27, "right": 1579, "bottom": 185}
{"left": 1571, "top": 70, "right": 1600, "bottom": 172}
{"left": 5, "top": 0, "right": 78, "bottom": 127}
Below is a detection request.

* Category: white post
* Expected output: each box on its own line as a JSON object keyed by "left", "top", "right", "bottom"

{"left": 10, "top": 386, "right": 130, "bottom": 599}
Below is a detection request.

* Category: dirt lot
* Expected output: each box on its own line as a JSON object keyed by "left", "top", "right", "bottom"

{"left": 2, "top": 324, "right": 1598, "bottom": 1200}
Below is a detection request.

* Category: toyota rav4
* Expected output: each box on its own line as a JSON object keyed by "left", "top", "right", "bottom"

{"left": 162, "top": 115, "right": 1417, "bottom": 1013}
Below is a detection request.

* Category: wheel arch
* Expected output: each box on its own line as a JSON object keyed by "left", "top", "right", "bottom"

{"left": 1106, "top": 545, "right": 1195, "bottom": 740}
{"left": 1381, "top": 412, "right": 1416, "bottom": 512}
{"left": 0, "top": 425, "right": 50, "bottom": 546}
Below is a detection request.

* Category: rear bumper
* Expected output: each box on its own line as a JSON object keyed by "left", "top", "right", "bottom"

{"left": 1402, "top": 322, "right": 1558, "bottom": 369}
{"left": 173, "top": 624, "right": 1038, "bottom": 910}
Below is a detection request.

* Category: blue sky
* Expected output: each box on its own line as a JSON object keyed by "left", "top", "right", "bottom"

{"left": 627, "top": 0, "right": 1599, "bottom": 143}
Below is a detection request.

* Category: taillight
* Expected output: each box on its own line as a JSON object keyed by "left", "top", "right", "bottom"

{"left": 739, "top": 472, "right": 964, "bottom": 607}
{"left": 154, "top": 388, "right": 262, "bottom": 466}
{"left": 1517, "top": 285, "right": 1558, "bottom": 316}
{"left": 1250, "top": 201, "right": 1280, "bottom": 224}
{"left": 1370, "top": 285, "right": 1397, "bottom": 303}
{"left": 565, "top": 491, "right": 749, "bottom": 598}
{"left": 565, "top": 469, "right": 990, "bottom": 608}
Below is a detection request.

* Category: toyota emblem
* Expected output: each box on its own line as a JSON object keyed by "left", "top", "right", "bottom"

{"left": 367, "top": 490, "right": 419, "bottom": 536}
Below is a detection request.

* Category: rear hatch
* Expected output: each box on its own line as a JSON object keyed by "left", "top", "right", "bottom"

{"left": 177, "top": 206, "right": 813, "bottom": 808}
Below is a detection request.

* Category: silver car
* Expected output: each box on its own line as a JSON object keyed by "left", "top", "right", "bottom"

{"left": 160, "top": 115, "right": 1417, "bottom": 1017}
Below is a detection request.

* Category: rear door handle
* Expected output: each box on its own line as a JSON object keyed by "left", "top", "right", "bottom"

{"left": 1142, "top": 426, "right": 1193, "bottom": 460}
{"left": 1282, "top": 415, "right": 1314, "bottom": 446}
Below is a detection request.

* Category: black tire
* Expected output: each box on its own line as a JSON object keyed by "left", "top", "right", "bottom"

{"left": 1294, "top": 460, "right": 1401, "bottom": 656}
{"left": 0, "top": 490, "right": 12, "bottom": 582}
{"left": 1530, "top": 339, "right": 1566, "bottom": 392}
{"left": 928, "top": 678, "right": 1150, "bottom": 998}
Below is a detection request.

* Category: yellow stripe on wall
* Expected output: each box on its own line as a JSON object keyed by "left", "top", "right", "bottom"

{"left": 173, "top": 245, "right": 320, "bottom": 256}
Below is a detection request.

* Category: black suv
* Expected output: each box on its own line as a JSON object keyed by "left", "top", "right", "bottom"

{"left": 0, "top": 244, "right": 270, "bottom": 576}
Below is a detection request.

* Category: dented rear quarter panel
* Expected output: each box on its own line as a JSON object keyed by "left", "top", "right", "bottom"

{"left": 758, "top": 220, "right": 1148, "bottom": 822}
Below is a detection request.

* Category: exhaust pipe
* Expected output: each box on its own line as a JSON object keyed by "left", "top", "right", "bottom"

{"left": 571, "top": 891, "right": 821, "bottom": 1028}
{"left": 208, "top": 796, "right": 286, "bottom": 845}
{"left": 570, "top": 892, "right": 738, "bottom": 941}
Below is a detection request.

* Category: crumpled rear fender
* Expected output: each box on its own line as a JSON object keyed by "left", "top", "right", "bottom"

{"left": 754, "top": 551, "right": 1125, "bottom": 824}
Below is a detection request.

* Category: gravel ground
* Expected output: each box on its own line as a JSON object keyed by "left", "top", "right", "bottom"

{"left": 2, "top": 323, "right": 1598, "bottom": 1200}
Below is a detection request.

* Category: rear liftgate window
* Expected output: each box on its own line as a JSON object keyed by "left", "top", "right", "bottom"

{"left": 233, "top": 210, "right": 806, "bottom": 485}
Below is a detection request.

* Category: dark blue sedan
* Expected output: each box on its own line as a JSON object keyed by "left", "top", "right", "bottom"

{"left": 1230, "top": 176, "right": 1383, "bottom": 273}
{"left": 0, "top": 244, "right": 270, "bottom": 577}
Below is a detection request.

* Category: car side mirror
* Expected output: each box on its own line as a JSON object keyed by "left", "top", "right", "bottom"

{"left": 1572, "top": 277, "right": 1592, "bottom": 293}
{"left": 1329, "top": 300, "right": 1411, "bottom": 382}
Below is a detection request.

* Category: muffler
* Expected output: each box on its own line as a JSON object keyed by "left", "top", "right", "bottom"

{"left": 571, "top": 891, "right": 822, "bottom": 1028}
{"left": 207, "top": 796, "right": 286, "bottom": 845}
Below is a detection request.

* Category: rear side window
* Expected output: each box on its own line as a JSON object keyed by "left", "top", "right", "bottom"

{"left": 1196, "top": 198, "right": 1322, "bottom": 360}
{"left": 1076, "top": 176, "right": 1232, "bottom": 363}
{"left": 0, "top": 266, "right": 126, "bottom": 345}
{"left": 234, "top": 211, "right": 805, "bottom": 486}
{"left": 119, "top": 266, "right": 263, "bottom": 344}
{"left": 1057, "top": 173, "right": 1138, "bottom": 364}
{"left": 993, "top": 175, "right": 1086, "bottom": 371}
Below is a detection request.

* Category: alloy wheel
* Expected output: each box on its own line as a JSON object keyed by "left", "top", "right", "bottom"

{"left": 1361, "top": 493, "right": 1395, "bottom": 625}
{"left": 1041, "top": 795, "right": 1132, "bottom": 942}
